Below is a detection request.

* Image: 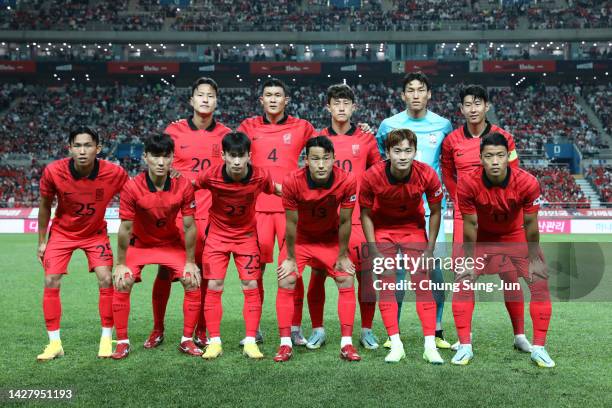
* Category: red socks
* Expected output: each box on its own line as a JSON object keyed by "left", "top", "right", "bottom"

{"left": 243, "top": 288, "right": 262, "bottom": 337}
{"left": 276, "top": 287, "right": 295, "bottom": 337}
{"left": 452, "top": 285, "right": 475, "bottom": 344}
{"left": 195, "top": 278, "right": 207, "bottom": 339}
{"left": 379, "top": 301, "right": 399, "bottom": 336}
{"left": 43, "top": 287, "right": 61, "bottom": 331}
{"left": 337, "top": 287, "right": 356, "bottom": 337}
{"left": 182, "top": 289, "right": 201, "bottom": 338}
{"left": 257, "top": 276, "right": 264, "bottom": 306}
{"left": 357, "top": 283, "right": 376, "bottom": 330}
{"left": 292, "top": 276, "right": 304, "bottom": 327}
{"left": 152, "top": 272, "right": 172, "bottom": 332}
{"left": 98, "top": 287, "right": 114, "bottom": 328}
{"left": 112, "top": 291, "right": 131, "bottom": 341}
{"left": 529, "top": 280, "right": 552, "bottom": 346}
{"left": 203, "top": 289, "right": 223, "bottom": 338}
{"left": 307, "top": 272, "right": 326, "bottom": 328}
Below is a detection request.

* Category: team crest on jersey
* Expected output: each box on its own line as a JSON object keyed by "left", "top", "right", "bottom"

{"left": 532, "top": 195, "right": 543, "bottom": 206}
{"left": 283, "top": 133, "right": 292, "bottom": 144}
{"left": 212, "top": 144, "right": 221, "bottom": 158}
{"left": 190, "top": 200, "right": 196, "bottom": 209}
{"left": 95, "top": 188, "right": 104, "bottom": 201}
{"left": 428, "top": 133, "right": 438, "bottom": 146}
{"left": 352, "top": 144, "right": 360, "bottom": 156}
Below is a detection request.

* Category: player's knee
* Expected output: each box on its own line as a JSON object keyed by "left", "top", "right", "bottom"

{"left": 279, "top": 274, "right": 297, "bottom": 289}
{"left": 207, "top": 279, "right": 224, "bottom": 291}
{"left": 44, "top": 274, "right": 62, "bottom": 288}
{"left": 334, "top": 276, "right": 354, "bottom": 289}
{"left": 241, "top": 279, "right": 257, "bottom": 290}
{"left": 98, "top": 274, "right": 112, "bottom": 289}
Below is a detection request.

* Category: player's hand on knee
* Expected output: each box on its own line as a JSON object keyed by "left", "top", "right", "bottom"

{"left": 335, "top": 255, "right": 355, "bottom": 275}
{"left": 528, "top": 257, "right": 547, "bottom": 283}
{"left": 182, "top": 262, "right": 201, "bottom": 288}
{"left": 113, "top": 264, "right": 133, "bottom": 291}
{"left": 277, "top": 258, "right": 297, "bottom": 281}
{"left": 456, "top": 265, "right": 475, "bottom": 283}
{"left": 37, "top": 242, "right": 47, "bottom": 265}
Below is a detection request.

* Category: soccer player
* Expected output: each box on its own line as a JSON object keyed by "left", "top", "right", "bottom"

{"left": 360, "top": 129, "right": 445, "bottom": 364}
{"left": 146, "top": 77, "right": 231, "bottom": 350}
{"left": 195, "top": 132, "right": 281, "bottom": 360}
{"left": 305, "top": 84, "right": 383, "bottom": 350}
{"left": 37, "top": 127, "right": 128, "bottom": 360}
{"left": 441, "top": 84, "right": 530, "bottom": 352}
{"left": 237, "top": 78, "right": 316, "bottom": 345}
{"left": 375, "top": 72, "right": 453, "bottom": 348}
{"left": 111, "top": 134, "right": 202, "bottom": 360}
{"left": 453, "top": 132, "right": 554, "bottom": 368}
{"left": 274, "top": 136, "right": 360, "bottom": 362}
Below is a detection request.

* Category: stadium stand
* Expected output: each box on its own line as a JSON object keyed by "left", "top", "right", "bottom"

{"left": 526, "top": 166, "right": 590, "bottom": 208}
{"left": 585, "top": 165, "right": 612, "bottom": 204}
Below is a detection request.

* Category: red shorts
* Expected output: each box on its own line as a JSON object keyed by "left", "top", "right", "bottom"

{"left": 292, "top": 241, "right": 352, "bottom": 279}
{"left": 43, "top": 229, "right": 113, "bottom": 275}
{"left": 256, "top": 211, "right": 286, "bottom": 264}
{"left": 125, "top": 244, "right": 186, "bottom": 283}
{"left": 348, "top": 224, "right": 367, "bottom": 272}
{"left": 473, "top": 243, "right": 543, "bottom": 279}
{"left": 202, "top": 234, "right": 262, "bottom": 281}
{"left": 176, "top": 215, "right": 208, "bottom": 266}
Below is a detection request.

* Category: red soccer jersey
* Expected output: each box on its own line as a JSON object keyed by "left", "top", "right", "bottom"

{"left": 119, "top": 172, "right": 196, "bottom": 248}
{"left": 282, "top": 166, "right": 357, "bottom": 244}
{"left": 441, "top": 122, "right": 519, "bottom": 201}
{"left": 319, "top": 124, "right": 382, "bottom": 224}
{"left": 165, "top": 118, "right": 231, "bottom": 219}
{"left": 238, "top": 114, "right": 316, "bottom": 212}
{"left": 39, "top": 158, "right": 128, "bottom": 239}
{"left": 359, "top": 160, "right": 444, "bottom": 233}
{"left": 457, "top": 167, "right": 541, "bottom": 241}
{"left": 195, "top": 164, "right": 275, "bottom": 239}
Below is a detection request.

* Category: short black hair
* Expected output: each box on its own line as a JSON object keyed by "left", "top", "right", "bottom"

{"left": 191, "top": 77, "right": 218, "bottom": 97}
{"left": 261, "top": 77, "right": 288, "bottom": 96}
{"left": 402, "top": 71, "right": 431, "bottom": 92}
{"left": 480, "top": 132, "right": 508, "bottom": 153}
{"left": 326, "top": 83, "right": 356, "bottom": 104}
{"left": 222, "top": 131, "right": 251, "bottom": 155}
{"left": 305, "top": 135, "right": 335, "bottom": 156}
{"left": 460, "top": 84, "right": 488, "bottom": 104}
{"left": 144, "top": 134, "right": 174, "bottom": 156}
{"left": 68, "top": 126, "right": 99, "bottom": 145}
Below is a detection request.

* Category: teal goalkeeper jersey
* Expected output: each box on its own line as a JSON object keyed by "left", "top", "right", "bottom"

{"left": 375, "top": 110, "right": 453, "bottom": 242}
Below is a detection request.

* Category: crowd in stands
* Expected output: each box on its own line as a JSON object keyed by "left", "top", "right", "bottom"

{"left": 585, "top": 165, "right": 612, "bottom": 204}
{"left": 526, "top": 166, "right": 590, "bottom": 208}
{"left": 582, "top": 84, "right": 611, "bottom": 136}
{"left": 0, "top": 0, "right": 608, "bottom": 32}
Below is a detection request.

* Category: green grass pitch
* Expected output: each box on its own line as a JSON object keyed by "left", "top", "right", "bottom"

{"left": 1, "top": 234, "right": 611, "bottom": 407}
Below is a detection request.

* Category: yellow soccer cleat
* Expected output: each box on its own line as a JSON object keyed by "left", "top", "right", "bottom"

{"left": 37, "top": 340, "right": 64, "bottom": 361}
{"left": 243, "top": 343, "right": 264, "bottom": 359}
{"left": 201, "top": 342, "right": 223, "bottom": 360}
{"left": 383, "top": 337, "right": 392, "bottom": 349}
{"left": 423, "top": 347, "right": 445, "bottom": 365}
{"left": 384, "top": 346, "right": 406, "bottom": 363}
{"left": 435, "top": 336, "right": 451, "bottom": 349}
{"left": 98, "top": 336, "right": 113, "bottom": 358}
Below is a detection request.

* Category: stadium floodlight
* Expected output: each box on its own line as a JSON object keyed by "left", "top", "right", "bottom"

{"left": 450, "top": 74, "right": 454, "bottom": 77}
{"left": 181, "top": 43, "right": 185, "bottom": 47}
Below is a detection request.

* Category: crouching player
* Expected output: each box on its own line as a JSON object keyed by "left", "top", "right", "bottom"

{"left": 274, "top": 136, "right": 360, "bottom": 362}
{"left": 195, "top": 132, "right": 281, "bottom": 360}
{"left": 111, "top": 134, "right": 202, "bottom": 360}
{"left": 360, "top": 129, "right": 444, "bottom": 364}
{"left": 452, "top": 132, "right": 554, "bottom": 367}
{"left": 37, "top": 127, "right": 128, "bottom": 360}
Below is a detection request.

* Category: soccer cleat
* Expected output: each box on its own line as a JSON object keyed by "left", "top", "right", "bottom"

{"left": 384, "top": 347, "right": 406, "bottom": 363}
{"left": 383, "top": 337, "right": 392, "bottom": 349}
{"left": 37, "top": 340, "right": 64, "bottom": 361}
{"left": 143, "top": 331, "right": 164, "bottom": 349}
{"left": 513, "top": 336, "right": 533, "bottom": 353}
{"left": 423, "top": 347, "right": 445, "bottom": 365}
{"left": 451, "top": 345, "right": 473, "bottom": 366}
{"left": 201, "top": 342, "right": 223, "bottom": 360}
{"left": 111, "top": 343, "right": 130, "bottom": 360}
{"left": 193, "top": 335, "right": 209, "bottom": 349}
{"left": 435, "top": 336, "right": 451, "bottom": 349}
{"left": 359, "top": 331, "right": 380, "bottom": 350}
{"left": 243, "top": 343, "right": 264, "bottom": 359}
{"left": 273, "top": 345, "right": 293, "bottom": 362}
{"left": 97, "top": 336, "right": 113, "bottom": 358}
{"left": 291, "top": 329, "right": 308, "bottom": 346}
{"left": 239, "top": 330, "right": 264, "bottom": 346}
{"left": 178, "top": 340, "right": 203, "bottom": 357}
{"left": 450, "top": 340, "right": 460, "bottom": 351}
{"left": 306, "top": 331, "right": 326, "bottom": 350}
{"left": 340, "top": 344, "right": 361, "bottom": 361}
{"left": 530, "top": 347, "right": 555, "bottom": 368}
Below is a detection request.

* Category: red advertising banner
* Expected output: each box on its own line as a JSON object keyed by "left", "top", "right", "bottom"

{"left": 107, "top": 62, "right": 180, "bottom": 74}
{"left": 404, "top": 60, "right": 438, "bottom": 74}
{"left": 0, "top": 60, "right": 36, "bottom": 73}
{"left": 0, "top": 208, "right": 34, "bottom": 218}
{"left": 538, "top": 219, "right": 571, "bottom": 234}
{"left": 483, "top": 60, "right": 556, "bottom": 73}
{"left": 250, "top": 62, "right": 321, "bottom": 75}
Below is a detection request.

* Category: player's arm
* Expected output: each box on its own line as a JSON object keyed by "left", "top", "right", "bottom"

{"left": 375, "top": 121, "right": 388, "bottom": 159}
{"left": 114, "top": 220, "right": 134, "bottom": 291}
{"left": 277, "top": 209, "right": 298, "bottom": 280}
{"left": 182, "top": 215, "right": 201, "bottom": 287}
{"left": 37, "top": 195, "right": 53, "bottom": 265}
{"left": 507, "top": 133, "right": 519, "bottom": 168}
{"left": 426, "top": 201, "right": 442, "bottom": 254}
{"left": 523, "top": 211, "right": 540, "bottom": 255}
{"left": 462, "top": 213, "right": 478, "bottom": 260}
{"left": 336, "top": 207, "right": 355, "bottom": 274}
{"left": 441, "top": 138, "right": 457, "bottom": 200}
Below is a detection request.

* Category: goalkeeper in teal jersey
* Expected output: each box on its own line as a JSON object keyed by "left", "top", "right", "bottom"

{"left": 375, "top": 72, "right": 453, "bottom": 349}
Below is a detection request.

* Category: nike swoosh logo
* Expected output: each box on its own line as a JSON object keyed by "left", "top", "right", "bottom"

{"left": 456, "top": 153, "right": 464, "bottom": 156}
{"left": 180, "top": 145, "right": 190, "bottom": 149}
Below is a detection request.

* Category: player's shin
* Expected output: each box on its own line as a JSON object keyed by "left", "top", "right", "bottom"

{"left": 152, "top": 268, "right": 172, "bottom": 333}
{"left": 307, "top": 271, "right": 326, "bottom": 329}
{"left": 203, "top": 289, "right": 223, "bottom": 341}
{"left": 243, "top": 287, "right": 262, "bottom": 341}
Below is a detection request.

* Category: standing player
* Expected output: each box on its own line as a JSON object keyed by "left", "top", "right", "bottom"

{"left": 441, "top": 84, "right": 530, "bottom": 352}
{"left": 274, "top": 136, "right": 360, "bottom": 362}
{"left": 111, "top": 134, "right": 202, "bottom": 360}
{"left": 376, "top": 72, "right": 453, "bottom": 348}
{"left": 305, "top": 84, "right": 383, "bottom": 350}
{"left": 360, "top": 129, "right": 445, "bottom": 364}
{"left": 237, "top": 78, "right": 316, "bottom": 345}
{"left": 147, "top": 77, "right": 231, "bottom": 349}
{"left": 195, "top": 132, "right": 281, "bottom": 360}
{"left": 37, "top": 127, "right": 128, "bottom": 360}
{"left": 453, "top": 133, "right": 554, "bottom": 367}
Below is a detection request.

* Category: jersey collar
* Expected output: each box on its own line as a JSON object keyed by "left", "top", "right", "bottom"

{"left": 69, "top": 158, "right": 99, "bottom": 180}
{"left": 145, "top": 171, "right": 172, "bottom": 192}
{"left": 463, "top": 121, "right": 492, "bottom": 139}
{"left": 482, "top": 166, "right": 511, "bottom": 189}
{"left": 327, "top": 123, "right": 357, "bottom": 136}
{"left": 385, "top": 160, "right": 412, "bottom": 184}
{"left": 187, "top": 116, "right": 217, "bottom": 132}
{"left": 306, "top": 167, "right": 335, "bottom": 189}
{"left": 222, "top": 164, "right": 253, "bottom": 184}
{"left": 262, "top": 113, "right": 288, "bottom": 125}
